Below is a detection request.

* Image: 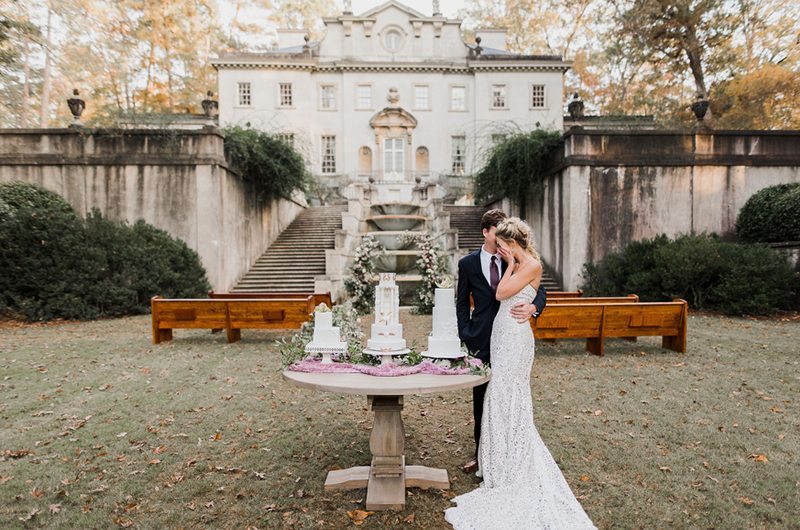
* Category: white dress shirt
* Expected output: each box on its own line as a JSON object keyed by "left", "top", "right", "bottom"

{"left": 479, "top": 245, "right": 500, "bottom": 286}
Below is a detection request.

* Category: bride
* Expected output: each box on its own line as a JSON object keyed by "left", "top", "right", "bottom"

{"left": 445, "top": 217, "right": 596, "bottom": 529}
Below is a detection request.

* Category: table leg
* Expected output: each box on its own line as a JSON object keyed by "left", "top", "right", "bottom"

{"left": 324, "top": 394, "right": 450, "bottom": 511}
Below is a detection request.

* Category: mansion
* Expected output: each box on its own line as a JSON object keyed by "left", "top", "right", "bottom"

{"left": 212, "top": 1, "right": 571, "bottom": 187}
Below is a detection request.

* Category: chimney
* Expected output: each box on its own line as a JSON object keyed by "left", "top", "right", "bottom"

{"left": 277, "top": 29, "right": 307, "bottom": 49}
{"left": 476, "top": 29, "right": 507, "bottom": 51}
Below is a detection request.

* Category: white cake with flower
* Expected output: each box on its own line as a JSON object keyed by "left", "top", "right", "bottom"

{"left": 364, "top": 273, "right": 410, "bottom": 364}
{"left": 422, "top": 275, "right": 466, "bottom": 359}
{"left": 305, "top": 303, "right": 347, "bottom": 363}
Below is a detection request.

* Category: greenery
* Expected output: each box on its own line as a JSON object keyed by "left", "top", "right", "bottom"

{"left": 0, "top": 182, "right": 210, "bottom": 321}
{"left": 278, "top": 300, "right": 373, "bottom": 367}
{"left": 402, "top": 233, "right": 450, "bottom": 314}
{"left": 344, "top": 237, "right": 384, "bottom": 314}
{"left": 581, "top": 233, "right": 797, "bottom": 315}
{"left": 222, "top": 125, "right": 310, "bottom": 203}
{"left": 2, "top": 311, "right": 798, "bottom": 528}
{"left": 735, "top": 182, "right": 800, "bottom": 243}
{"left": 474, "top": 129, "right": 562, "bottom": 207}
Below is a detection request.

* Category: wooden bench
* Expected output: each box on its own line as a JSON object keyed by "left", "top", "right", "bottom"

{"left": 151, "top": 296, "right": 314, "bottom": 344}
{"left": 531, "top": 299, "right": 688, "bottom": 356}
{"left": 208, "top": 291, "right": 333, "bottom": 308}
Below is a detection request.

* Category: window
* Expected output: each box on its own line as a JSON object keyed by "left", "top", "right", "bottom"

{"left": 277, "top": 133, "right": 294, "bottom": 147}
{"left": 321, "top": 135, "right": 336, "bottom": 174}
{"left": 279, "top": 83, "right": 293, "bottom": 107}
{"left": 320, "top": 84, "right": 336, "bottom": 110}
{"left": 383, "top": 138, "right": 404, "bottom": 173}
{"left": 491, "top": 84, "right": 506, "bottom": 108}
{"left": 451, "top": 136, "right": 465, "bottom": 175}
{"left": 356, "top": 84, "right": 372, "bottom": 109}
{"left": 237, "top": 82, "right": 251, "bottom": 106}
{"left": 531, "top": 84, "right": 545, "bottom": 108}
{"left": 450, "top": 86, "right": 466, "bottom": 111}
{"left": 414, "top": 85, "right": 429, "bottom": 110}
{"left": 383, "top": 29, "right": 403, "bottom": 52}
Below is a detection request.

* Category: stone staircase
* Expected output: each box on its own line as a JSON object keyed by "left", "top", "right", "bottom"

{"left": 232, "top": 205, "right": 346, "bottom": 293}
{"left": 445, "top": 205, "right": 562, "bottom": 291}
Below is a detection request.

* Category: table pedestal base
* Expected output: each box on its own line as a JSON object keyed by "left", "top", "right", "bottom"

{"left": 323, "top": 395, "right": 450, "bottom": 510}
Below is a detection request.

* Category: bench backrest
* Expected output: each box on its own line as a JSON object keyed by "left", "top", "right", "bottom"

{"left": 226, "top": 296, "right": 315, "bottom": 329}
{"left": 550, "top": 294, "right": 639, "bottom": 304}
{"left": 208, "top": 291, "right": 332, "bottom": 308}
{"left": 532, "top": 304, "right": 605, "bottom": 339}
{"left": 151, "top": 297, "right": 229, "bottom": 328}
{"left": 547, "top": 290, "right": 583, "bottom": 298}
{"left": 603, "top": 301, "right": 687, "bottom": 338}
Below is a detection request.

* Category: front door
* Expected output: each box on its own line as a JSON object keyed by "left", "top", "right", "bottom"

{"left": 383, "top": 138, "right": 404, "bottom": 180}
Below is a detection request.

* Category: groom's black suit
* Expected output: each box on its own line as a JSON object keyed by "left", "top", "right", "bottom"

{"left": 456, "top": 249, "right": 547, "bottom": 457}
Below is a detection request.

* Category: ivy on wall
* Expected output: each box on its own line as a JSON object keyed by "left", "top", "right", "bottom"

{"left": 474, "top": 129, "right": 562, "bottom": 207}
{"left": 222, "top": 125, "right": 310, "bottom": 203}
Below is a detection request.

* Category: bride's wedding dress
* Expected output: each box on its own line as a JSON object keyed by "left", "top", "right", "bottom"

{"left": 445, "top": 284, "right": 596, "bottom": 529}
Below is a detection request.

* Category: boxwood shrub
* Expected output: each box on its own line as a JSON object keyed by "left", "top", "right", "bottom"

{"left": 581, "top": 233, "right": 797, "bottom": 315}
{"left": 736, "top": 182, "right": 800, "bottom": 243}
{"left": 0, "top": 182, "right": 210, "bottom": 321}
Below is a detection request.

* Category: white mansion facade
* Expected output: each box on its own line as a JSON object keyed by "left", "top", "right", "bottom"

{"left": 213, "top": 1, "right": 571, "bottom": 186}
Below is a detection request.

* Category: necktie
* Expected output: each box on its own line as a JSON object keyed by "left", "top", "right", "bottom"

{"left": 490, "top": 256, "right": 500, "bottom": 292}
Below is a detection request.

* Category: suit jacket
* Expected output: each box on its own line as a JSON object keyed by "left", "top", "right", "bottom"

{"left": 456, "top": 249, "right": 547, "bottom": 363}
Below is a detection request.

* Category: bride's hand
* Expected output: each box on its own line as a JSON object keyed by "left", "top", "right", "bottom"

{"left": 497, "top": 246, "right": 514, "bottom": 266}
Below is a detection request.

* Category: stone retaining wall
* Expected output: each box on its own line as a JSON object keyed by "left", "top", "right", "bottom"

{"left": 0, "top": 129, "right": 305, "bottom": 291}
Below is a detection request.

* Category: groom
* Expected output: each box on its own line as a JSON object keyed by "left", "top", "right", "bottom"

{"left": 456, "top": 209, "right": 547, "bottom": 472}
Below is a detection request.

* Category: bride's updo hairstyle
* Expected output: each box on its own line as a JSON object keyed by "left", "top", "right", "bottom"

{"left": 495, "top": 217, "right": 540, "bottom": 261}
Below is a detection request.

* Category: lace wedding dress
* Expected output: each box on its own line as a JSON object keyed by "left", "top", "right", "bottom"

{"left": 445, "top": 284, "right": 596, "bottom": 529}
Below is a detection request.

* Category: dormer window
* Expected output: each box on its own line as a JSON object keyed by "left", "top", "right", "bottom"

{"left": 383, "top": 29, "right": 403, "bottom": 52}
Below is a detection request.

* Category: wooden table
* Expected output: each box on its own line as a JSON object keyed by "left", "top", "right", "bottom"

{"left": 282, "top": 370, "right": 490, "bottom": 511}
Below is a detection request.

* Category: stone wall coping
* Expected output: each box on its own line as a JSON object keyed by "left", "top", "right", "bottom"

{"left": 0, "top": 128, "right": 225, "bottom": 138}
{"left": 562, "top": 128, "right": 800, "bottom": 138}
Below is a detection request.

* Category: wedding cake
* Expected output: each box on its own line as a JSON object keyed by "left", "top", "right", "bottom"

{"left": 422, "top": 281, "right": 465, "bottom": 359}
{"left": 364, "top": 273, "right": 409, "bottom": 363}
{"left": 305, "top": 304, "right": 347, "bottom": 363}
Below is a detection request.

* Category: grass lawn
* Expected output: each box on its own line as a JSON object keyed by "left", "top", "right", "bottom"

{"left": 1, "top": 310, "right": 798, "bottom": 529}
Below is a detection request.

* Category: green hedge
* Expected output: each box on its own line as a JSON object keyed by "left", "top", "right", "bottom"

{"left": 736, "top": 183, "right": 800, "bottom": 243}
{"left": 581, "top": 233, "right": 797, "bottom": 315}
{"left": 0, "top": 182, "right": 210, "bottom": 321}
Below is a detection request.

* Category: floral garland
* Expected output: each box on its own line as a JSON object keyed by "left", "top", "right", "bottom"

{"left": 402, "top": 233, "right": 449, "bottom": 314}
{"left": 344, "top": 237, "right": 384, "bottom": 314}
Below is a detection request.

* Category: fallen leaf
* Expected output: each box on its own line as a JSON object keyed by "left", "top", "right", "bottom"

{"left": 148, "top": 459, "right": 161, "bottom": 465}
{"left": 579, "top": 474, "right": 590, "bottom": 482}
{"left": 594, "top": 410, "right": 603, "bottom": 416}
{"left": 748, "top": 453, "right": 768, "bottom": 463}
{"left": 213, "top": 432, "right": 222, "bottom": 441}
{"left": 48, "top": 503, "right": 61, "bottom": 514}
{"left": 254, "top": 471, "right": 266, "bottom": 480}
{"left": 4, "top": 449, "right": 33, "bottom": 459}
{"left": 403, "top": 513, "right": 415, "bottom": 524}
{"left": 0, "top": 476, "right": 12, "bottom": 484}
{"left": 770, "top": 405, "right": 783, "bottom": 413}
{"left": 18, "top": 508, "right": 39, "bottom": 522}
{"left": 116, "top": 432, "right": 127, "bottom": 438}
{"left": 186, "top": 501, "right": 196, "bottom": 511}
{"left": 115, "top": 516, "right": 134, "bottom": 527}
{"left": 739, "top": 496, "right": 754, "bottom": 506}
{"left": 347, "top": 509, "right": 374, "bottom": 526}
{"left": 99, "top": 384, "right": 112, "bottom": 391}
{"left": 659, "top": 466, "right": 672, "bottom": 473}
{"left": 204, "top": 501, "right": 214, "bottom": 508}
{"left": 153, "top": 446, "right": 167, "bottom": 455}
{"left": 30, "top": 487, "right": 45, "bottom": 498}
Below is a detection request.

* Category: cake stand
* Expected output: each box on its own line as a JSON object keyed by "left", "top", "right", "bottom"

{"left": 306, "top": 342, "right": 348, "bottom": 364}
{"left": 363, "top": 347, "right": 411, "bottom": 365}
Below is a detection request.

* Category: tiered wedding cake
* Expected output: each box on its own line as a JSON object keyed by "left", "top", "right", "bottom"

{"left": 305, "top": 304, "right": 347, "bottom": 363}
{"left": 364, "top": 273, "right": 410, "bottom": 364}
{"left": 422, "top": 279, "right": 465, "bottom": 359}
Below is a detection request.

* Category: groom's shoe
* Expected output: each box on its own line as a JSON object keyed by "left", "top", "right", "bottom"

{"left": 461, "top": 459, "right": 478, "bottom": 473}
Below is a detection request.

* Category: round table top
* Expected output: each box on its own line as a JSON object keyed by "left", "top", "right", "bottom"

{"left": 283, "top": 370, "right": 490, "bottom": 396}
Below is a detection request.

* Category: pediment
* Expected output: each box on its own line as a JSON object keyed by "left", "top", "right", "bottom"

{"left": 369, "top": 107, "right": 418, "bottom": 129}
{"left": 359, "top": 1, "right": 427, "bottom": 19}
